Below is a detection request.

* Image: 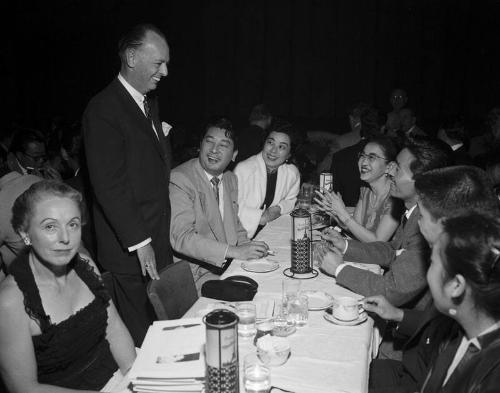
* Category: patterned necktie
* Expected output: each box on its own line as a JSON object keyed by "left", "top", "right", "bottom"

{"left": 143, "top": 95, "right": 152, "bottom": 122}
{"left": 210, "top": 177, "right": 220, "bottom": 204}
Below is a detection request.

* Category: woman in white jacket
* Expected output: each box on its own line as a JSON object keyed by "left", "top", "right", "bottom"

{"left": 234, "top": 122, "right": 300, "bottom": 238}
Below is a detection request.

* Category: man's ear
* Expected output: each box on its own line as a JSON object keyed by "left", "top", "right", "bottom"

{"left": 232, "top": 150, "right": 238, "bottom": 162}
{"left": 125, "top": 48, "right": 137, "bottom": 68}
{"left": 447, "top": 273, "right": 466, "bottom": 301}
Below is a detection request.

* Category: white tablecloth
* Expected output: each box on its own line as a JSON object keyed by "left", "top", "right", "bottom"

{"left": 183, "top": 214, "right": 380, "bottom": 393}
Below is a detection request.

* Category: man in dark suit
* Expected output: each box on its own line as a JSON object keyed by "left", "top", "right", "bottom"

{"left": 319, "top": 139, "right": 453, "bottom": 310}
{"left": 83, "top": 23, "right": 173, "bottom": 345}
{"left": 362, "top": 165, "right": 500, "bottom": 392}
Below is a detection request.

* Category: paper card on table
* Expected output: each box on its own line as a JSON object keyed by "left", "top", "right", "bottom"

{"left": 129, "top": 318, "right": 205, "bottom": 380}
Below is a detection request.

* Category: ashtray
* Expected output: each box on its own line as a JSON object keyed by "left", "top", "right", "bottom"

{"left": 257, "top": 336, "right": 291, "bottom": 366}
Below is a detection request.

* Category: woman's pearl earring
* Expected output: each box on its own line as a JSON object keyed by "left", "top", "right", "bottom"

{"left": 23, "top": 237, "right": 31, "bottom": 246}
{"left": 448, "top": 308, "right": 457, "bottom": 316}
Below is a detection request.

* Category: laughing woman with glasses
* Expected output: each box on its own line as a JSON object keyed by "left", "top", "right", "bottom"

{"left": 315, "top": 136, "right": 402, "bottom": 242}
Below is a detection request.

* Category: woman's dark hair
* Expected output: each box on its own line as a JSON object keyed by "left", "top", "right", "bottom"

{"left": 364, "top": 135, "right": 400, "bottom": 162}
{"left": 265, "top": 119, "right": 297, "bottom": 156}
{"left": 441, "top": 213, "right": 500, "bottom": 319}
{"left": 12, "top": 180, "right": 85, "bottom": 234}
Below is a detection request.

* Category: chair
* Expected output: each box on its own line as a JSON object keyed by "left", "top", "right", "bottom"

{"left": 147, "top": 261, "right": 198, "bottom": 320}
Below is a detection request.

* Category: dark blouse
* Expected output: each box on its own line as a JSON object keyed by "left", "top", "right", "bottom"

{"left": 9, "top": 251, "right": 117, "bottom": 390}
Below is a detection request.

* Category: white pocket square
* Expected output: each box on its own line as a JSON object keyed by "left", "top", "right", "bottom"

{"left": 395, "top": 249, "right": 406, "bottom": 256}
{"left": 161, "top": 121, "right": 172, "bottom": 137}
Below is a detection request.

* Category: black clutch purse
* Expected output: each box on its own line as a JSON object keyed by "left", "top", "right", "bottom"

{"left": 201, "top": 275, "right": 258, "bottom": 301}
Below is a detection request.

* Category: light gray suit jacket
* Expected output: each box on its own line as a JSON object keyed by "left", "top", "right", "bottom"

{"left": 169, "top": 158, "right": 249, "bottom": 282}
{"left": 337, "top": 206, "right": 431, "bottom": 309}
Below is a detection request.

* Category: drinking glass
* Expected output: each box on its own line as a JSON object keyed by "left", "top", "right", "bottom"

{"left": 243, "top": 353, "right": 271, "bottom": 393}
{"left": 282, "top": 278, "right": 301, "bottom": 305}
{"left": 286, "top": 294, "right": 309, "bottom": 327}
{"left": 254, "top": 318, "right": 274, "bottom": 346}
{"left": 236, "top": 302, "right": 257, "bottom": 338}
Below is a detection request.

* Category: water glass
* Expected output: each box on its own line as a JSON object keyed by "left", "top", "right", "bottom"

{"left": 243, "top": 353, "right": 271, "bottom": 393}
{"left": 254, "top": 318, "right": 274, "bottom": 345}
{"left": 236, "top": 302, "right": 257, "bottom": 338}
{"left": 282, "top": 278, "right": 301, "bottom": 305}
{"left": 287, "top": 294, "right": 309, "bottom": 327}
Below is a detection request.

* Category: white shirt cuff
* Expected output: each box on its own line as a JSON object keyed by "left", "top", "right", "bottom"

{"left": 342, "top": 239, "right": 349, "bottom": 254}
{"left": 128, "top": 238, "right": 152, "bottom": 252}
{"left": 335, "top": 264, "right": 346, "bottom": 277}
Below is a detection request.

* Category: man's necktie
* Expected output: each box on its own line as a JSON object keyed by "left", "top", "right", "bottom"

{"left": 401, "top": 214, "right": 408, "bottom": 228}
{"left": 210, "top": 177, "right": 220, "bottom": 204}
{"left": 143, "top": 95, "right": 152, "bottom": 122}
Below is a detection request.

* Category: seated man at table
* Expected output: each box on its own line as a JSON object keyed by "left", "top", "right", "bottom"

{"left": 169, "top": 118, "right": 269, "bottom": 290}
{"left": 364, "top": 165, "right": 500, "bottom": 393}
{"left": 319, "top": 139, "right": 452, "bottom": 310}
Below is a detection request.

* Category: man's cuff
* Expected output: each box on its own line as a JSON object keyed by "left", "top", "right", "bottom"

{"left": 223, "top": 244, "right": 230, "bottom": 260}
{"left": 335, "top": 264, "right": 346, "bottom": 277}
{"left": 342, "top": 239, "right": 349, "bottom": 254}
{"left": 128, "top": 238, "right": 152, "bottom": 252}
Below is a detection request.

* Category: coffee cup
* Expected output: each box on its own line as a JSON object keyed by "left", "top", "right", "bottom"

{"left": 332, "top": 296, "right": 363, "bottom": 321}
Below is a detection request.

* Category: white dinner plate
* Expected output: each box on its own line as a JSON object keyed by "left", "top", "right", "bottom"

{"left": 323, "top": 311, "right": 368, "bottom": 326}
{"left": 242, "top": 260, "right": 280, "bottom": 273}
{"left": 302, "top": 290, "right": 334, "bottom": 310}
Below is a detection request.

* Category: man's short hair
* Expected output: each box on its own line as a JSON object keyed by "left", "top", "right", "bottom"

{"left": 415, "top": 165, "right": 500, "bottom": 220}
{"left": 248, "top": 104, "right": 271, "bottom": 123}
{"left": 405, "top": 138, "right": 453, "bottom": 176}
{"left": 118, "top": 23, "right": 166, "bottom": 62}
{"left": 202, "top": 117, "right": 238, "bottom": 150}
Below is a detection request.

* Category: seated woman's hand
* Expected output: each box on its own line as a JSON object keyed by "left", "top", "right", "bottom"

{"left": 362, "top": 295, "right": 404, "bottom": 322}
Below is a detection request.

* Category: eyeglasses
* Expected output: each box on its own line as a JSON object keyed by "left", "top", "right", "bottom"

{"left": 357, "top": 152, "right": 389, "bottom": 163}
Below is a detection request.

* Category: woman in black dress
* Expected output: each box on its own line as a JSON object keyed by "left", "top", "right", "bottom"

{"left": 0, "top": 180, "right": 136, "bottom": 392}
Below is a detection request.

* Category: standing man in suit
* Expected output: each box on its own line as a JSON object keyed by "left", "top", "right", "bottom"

{"left": 83, "top": 24, "right": 173, "bottom": 345}
{"left": 319, "top": 139, "right": 453, "bottom": 310}
{"left": 169, "top": 118, "right": 269, "bottom": 291}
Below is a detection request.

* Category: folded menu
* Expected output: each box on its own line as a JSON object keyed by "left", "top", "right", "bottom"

{"left": 128, "top": 318, "right": 205, "bottom": 392}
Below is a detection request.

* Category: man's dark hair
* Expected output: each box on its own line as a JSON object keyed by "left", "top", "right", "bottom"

{"left": 9, "top": 129, "right": 45, "bottom": 154}
{"left": 415, "top": 165, "right": 500, "bottom": 220}
{"left": 248, "top": 104, "right": 271, "bottom": 123}
{"left": 202, "top": 117, "right": 237, "bottom": 150}
{"left": 405, "top": 138, "right": 453, "bottom": 176}
{"left": 118, "top": 23, "right": 166, "bottom": 62}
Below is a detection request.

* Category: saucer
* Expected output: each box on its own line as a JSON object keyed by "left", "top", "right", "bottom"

{"left": 323, "top": 311, "right": 368, "bottom": 326}
{"left": 242, "top": 259, "right": 280, "bottom": 273}
{"left": 302, "top": 290, "right": 334, "bottom": 311}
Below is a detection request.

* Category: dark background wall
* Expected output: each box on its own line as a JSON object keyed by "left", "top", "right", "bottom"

{"left": 5, "top": 0, "right": 500, "bottom": 135}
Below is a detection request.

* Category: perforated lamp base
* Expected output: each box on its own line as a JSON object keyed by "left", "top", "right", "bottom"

{"left": 283, "top": 267, "right": 319, "bottom": 279}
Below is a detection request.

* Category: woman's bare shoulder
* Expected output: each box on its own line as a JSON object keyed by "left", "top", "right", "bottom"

{"left": 0, "top": 276, "right": 25, "bottom": 314}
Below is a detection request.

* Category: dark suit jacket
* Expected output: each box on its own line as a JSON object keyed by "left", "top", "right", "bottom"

{"left": 330, "top": 139, "right": 367, "bottom": 207}
{"left": 83, "top": 78, "right": 173, "bottom": 275}
{"left": 423, "top": 327, "right": 500, "bottom": 393}
{"left": 337, "top": 206, "right": 431, "bottom": 309}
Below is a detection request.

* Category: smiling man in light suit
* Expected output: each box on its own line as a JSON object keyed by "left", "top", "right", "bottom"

{"left": 169, "top": 118, "right": 269, "bottom": 290}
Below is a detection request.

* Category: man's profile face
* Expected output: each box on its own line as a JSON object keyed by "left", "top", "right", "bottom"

{"left": 131, "top": 31, "right": 169, "bottom": 94}
{"left": 417, "top": 201, "right": 443, "bottom": 245}
{"left": 199, "top": 127, "right": 237, "bottom": 176}
{"left": 389, "top": 148, "right": 416, "bottom": 203}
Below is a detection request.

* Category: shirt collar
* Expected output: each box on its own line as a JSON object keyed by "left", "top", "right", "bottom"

{"left": 203, "top": 170, "right": 223, "bottom": 183}
{"left": 451, "top": 142, "right": 464, "bottom": 151}
{"left": 118, "top": 73, "right": 146, "bottom": 107}
{"left": 466, "top": 322, "right": 500, "bottom": 350}
{"left": 405, "top": 204, "right": 418, "bottom": 219}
